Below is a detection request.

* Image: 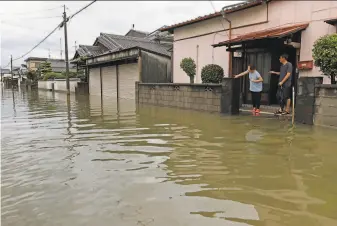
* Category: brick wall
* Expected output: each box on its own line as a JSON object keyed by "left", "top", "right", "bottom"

{"left": 314, "top": 85, "right": 337, "bottom": 127}
{"left": 137, "top": 83, "right": 222, "bottom": 113}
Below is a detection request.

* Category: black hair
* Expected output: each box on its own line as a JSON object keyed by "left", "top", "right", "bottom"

{"left": 280, "top": 53, "right": 289, "bottom": 60}
{"left": 249, "top": 65, "right": 256, "bottom": 70}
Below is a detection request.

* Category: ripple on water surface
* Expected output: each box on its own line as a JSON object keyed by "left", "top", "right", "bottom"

{"left": 1, "top": 88, "right": 337, "bottom": 226}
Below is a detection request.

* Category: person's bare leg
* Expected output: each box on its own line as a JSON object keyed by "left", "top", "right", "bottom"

{"left": 285, "top": 99, "right": 291, "bottom": 112}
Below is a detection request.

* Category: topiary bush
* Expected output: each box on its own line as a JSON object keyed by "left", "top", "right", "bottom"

{"left": 312, "top": 33, "right": 337, "bottom": 84}
{"left": 201, "top": 64, "right": 224, "bottom": 84}
{"left": 180, "top": 57, "right": 196, "bottom": 83}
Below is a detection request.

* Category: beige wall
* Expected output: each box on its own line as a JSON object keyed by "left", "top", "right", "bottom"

{"left": 172, "top": 0, "right": 337, "bottom": 84}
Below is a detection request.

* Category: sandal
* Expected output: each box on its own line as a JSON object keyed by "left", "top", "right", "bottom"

{"left": 274, "top": 110, "right": 283, "bottom": 115}
{"left": 282, "top": 111, "right": 290, "bottom": 115}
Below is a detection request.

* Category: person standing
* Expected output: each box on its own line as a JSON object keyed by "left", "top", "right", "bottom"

{"left": 234, "top": 65, "right": 263, "bottom": 114}
{"left": 269, "top": 54, "right": 293, "bottom": 115}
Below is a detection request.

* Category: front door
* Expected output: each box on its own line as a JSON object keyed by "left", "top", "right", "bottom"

{"left": 243, "top": 51, "right": 272, "bottom": 105}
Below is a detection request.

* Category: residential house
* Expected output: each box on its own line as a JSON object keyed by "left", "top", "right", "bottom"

{"left": 161, "top": 0, "right": 337, "bottom": 105}
{"left": 72, "top": 27, "right": 173, "bottom": 103}
{"left": 24, "top": 57, "right": 76, "bottom": 73}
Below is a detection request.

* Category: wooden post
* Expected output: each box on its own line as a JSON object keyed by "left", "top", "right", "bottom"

{"left": 100, "top": 66, "right": 103, "bottom": 97}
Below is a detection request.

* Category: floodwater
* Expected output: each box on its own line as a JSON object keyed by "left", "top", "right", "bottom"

{"left": 1, "top": 87, "right": 337, "bottom": 226}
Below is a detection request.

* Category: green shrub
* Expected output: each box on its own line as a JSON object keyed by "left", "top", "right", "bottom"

{"left": 201, "top": 64, "right": 224, "bottom": 84}
{"left": 312, "top": 34, "right": 337, "bottom": 84}
{"left": 43, "top": 72, "right": 64, "bottom": 81}
{"left": 180, "top": 58, "right": 196, "bottom": 83}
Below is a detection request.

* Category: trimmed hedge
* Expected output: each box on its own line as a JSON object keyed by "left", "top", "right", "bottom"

{"left": 201, "top": 64, "right": 224, "bottom": 84}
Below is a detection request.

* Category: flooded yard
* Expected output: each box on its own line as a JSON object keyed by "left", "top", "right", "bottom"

{"left": 1, "top": 88, "right": 337, "bottom": 226}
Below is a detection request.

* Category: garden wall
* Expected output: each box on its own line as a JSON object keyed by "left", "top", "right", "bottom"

{"left": 136, "top": 78, "right": 240, "bottom": 114}
{"left": 38, "top": 79, "right": 80, "bottom": 93}
{"left": 314, "top": 84, "right": 337, "bottom": 127}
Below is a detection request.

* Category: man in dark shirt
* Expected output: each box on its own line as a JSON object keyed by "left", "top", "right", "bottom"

{"left": 269, "top": 54, "right": 293, "bottom": 115}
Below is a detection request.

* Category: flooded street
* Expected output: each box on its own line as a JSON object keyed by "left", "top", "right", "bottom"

{"left": 2, "top": 88, "right": 337, "bottom": 226}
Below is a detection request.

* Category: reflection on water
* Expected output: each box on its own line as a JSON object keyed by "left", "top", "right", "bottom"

{"left": 2, "top": 88, "right": 337, "bottom": 226}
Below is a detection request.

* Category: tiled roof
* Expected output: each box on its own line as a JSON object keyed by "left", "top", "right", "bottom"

{"left": 213, "top": 23, "right": 309, "bottom": 47}
{"left": 97, "top": 33, "right": 172, "bottom": 57}
{"left": 125, "top": 29, "right": 149, "bottom": 38}
{"left": 76, "top": 45, "right": 104, "bottom": 57}
{"left": 161, "top": 0, "right": 268, "bottom": 32}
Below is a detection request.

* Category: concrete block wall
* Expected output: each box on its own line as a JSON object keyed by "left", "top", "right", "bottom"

{"left": 137, "top": 83, "right": 222, "bottom": 113}
{"left": 314, "top": 85, "right": 337, "bottom": 127}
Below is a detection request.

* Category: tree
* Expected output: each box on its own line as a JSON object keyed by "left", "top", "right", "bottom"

{"left": 201, "top": 64, "right": 224, "bottom": 84}
{"left": 312, "top": 33, "right": 337, "bottom": 84}
{"left": 180, "top": 57, "right": 196, "bottom": 84}
{"left": 39, "top": 62, "right": 52, "bottom": 76}
{"left": 27, "top": 70, "right": 38, "bottom": 82}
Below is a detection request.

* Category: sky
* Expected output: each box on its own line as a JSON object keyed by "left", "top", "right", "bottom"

{"left": 0, "top": 1, "right": 242, "bottom": 68}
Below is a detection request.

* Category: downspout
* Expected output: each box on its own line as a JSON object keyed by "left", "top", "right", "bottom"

{"left": 221, "top": 8, "right": 232, "bottom": 77}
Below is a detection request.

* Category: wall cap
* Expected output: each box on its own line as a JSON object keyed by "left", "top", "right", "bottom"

{"left": 138, "top": 83, "right": 221, "bottom": 87}
{"left": 315, "top": 84, "right": 337, "bottom": 89}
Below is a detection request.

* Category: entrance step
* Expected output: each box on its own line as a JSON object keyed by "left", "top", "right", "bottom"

{"left": 240, "top": 104, "right": 292, "bottom": 117}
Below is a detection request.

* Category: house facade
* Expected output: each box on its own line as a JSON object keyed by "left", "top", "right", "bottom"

{"left": 72, "top": 27, "right": 173, "bottom": 106}
{"left": 25, "top": 57, "right": 76, "bottom": 73}
{"left": 161, "top": 0, "right": 337, "bottom": 105}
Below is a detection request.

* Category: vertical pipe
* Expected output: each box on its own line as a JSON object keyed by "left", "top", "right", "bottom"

{"left": 196, "top": 45, "right": 199, "bottom": 83}
{"left": 228, "top": 22, "right": 232, "bottom": 77}
{"left": 116, "top": 64, "right": 119, "bottom": 99}
{"left": 63, "top": 5, "right": 70, "bottom": 94}
{"left": 10, "top": 55, "right": 13, "bottom": 87}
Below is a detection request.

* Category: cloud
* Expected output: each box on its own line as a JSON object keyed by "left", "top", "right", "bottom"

{"left": 0, "top": 1, "right": 242, "bottom": 67}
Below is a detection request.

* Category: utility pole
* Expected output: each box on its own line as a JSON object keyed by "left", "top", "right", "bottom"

{"left": 10, "top": 55, "right": 13, "bottom": 86}
{"left": 63, "top": 5, "right": 70, "bottom": 94}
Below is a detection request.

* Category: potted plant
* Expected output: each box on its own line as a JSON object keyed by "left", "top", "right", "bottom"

{"left": 180, "top": 57, "right": 196, "bottom": 84}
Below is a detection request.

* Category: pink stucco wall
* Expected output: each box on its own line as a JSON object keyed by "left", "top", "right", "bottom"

{"left": 172, "top": 1, "right": 337, "bottom": 84}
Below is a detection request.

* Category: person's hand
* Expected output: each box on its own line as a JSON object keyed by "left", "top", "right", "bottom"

{"left": 269, "top": 71, "right": 275, "bottom": 74}
{"left": 234, "top": 75, "right": 239, "bottom": 78}
{"left": 278, "top": 82, "right": 283, "bottom": 86}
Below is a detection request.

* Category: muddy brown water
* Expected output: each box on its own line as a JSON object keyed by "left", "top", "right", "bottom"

{"left": 1, "top": 88, "right": 337, "bottom": 226}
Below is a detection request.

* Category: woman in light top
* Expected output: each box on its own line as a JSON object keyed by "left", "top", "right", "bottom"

{"left": 234, "top": 65, "right": 263, "bottom": 114}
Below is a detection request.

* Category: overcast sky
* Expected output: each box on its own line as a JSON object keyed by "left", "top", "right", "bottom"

{"left": 0, "top": 1, "right": 242, "bottom": 68}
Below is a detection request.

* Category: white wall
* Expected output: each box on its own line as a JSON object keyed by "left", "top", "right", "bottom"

{"left": 38, "top": 79, "right": 80, "bottom": 92}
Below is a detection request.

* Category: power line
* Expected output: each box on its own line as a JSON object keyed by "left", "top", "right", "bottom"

{"left": 0, "top": 5, "right": 63, "bottom": 16}
{"left": 12, "top": 22, "right": 63, "bottom": 62}
{"left": 1, "top": 16, "right": 62, "bottom": 22}
{"left": 3, "top": 1, "right": 97, "bottom": 67}
{"left": 68, "top": 0, "right": 97, "bottom": 20}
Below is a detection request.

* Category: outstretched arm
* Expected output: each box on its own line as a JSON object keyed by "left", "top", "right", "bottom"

{"left": 234, "top": 66, "right": 250, "bottom": 78}
{"left": 269, "top": 71, "right": 280, "bottom": 75}
{"left": 234, "top": 70, "right": 249, "bottom": 78}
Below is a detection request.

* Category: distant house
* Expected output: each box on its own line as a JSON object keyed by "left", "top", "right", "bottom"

{"left": 24, "top": 57, "right": 76, "bottom": 73}
{"left": 72, "top": 26, "right": 173, "bottom": 101}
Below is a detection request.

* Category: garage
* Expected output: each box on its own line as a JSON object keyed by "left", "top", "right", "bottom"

{"left": 102, "top": 65, "right": 117, "bottom": 99}
{"left": 89, "top": 67, "right": 101, "bottom": 96}
{"left": 119, "top": 63, "right": 139, "bottom": 100}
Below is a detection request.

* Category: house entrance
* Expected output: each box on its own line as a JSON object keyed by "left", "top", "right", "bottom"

{"left": 232, "top": 38, "right": 299, "bottom": 106}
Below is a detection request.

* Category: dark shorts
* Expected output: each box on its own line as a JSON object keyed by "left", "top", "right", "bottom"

{"left": 278, "top": 86, "right": 291, "bottom": 100}
{"left": 283, "top": 87, "right": 292, "bottom": 100}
